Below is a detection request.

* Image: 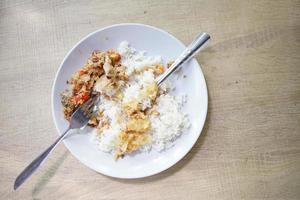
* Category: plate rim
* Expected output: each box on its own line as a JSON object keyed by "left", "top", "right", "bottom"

{"left": 51, "top": 23, "right": 208, "bottom": 179}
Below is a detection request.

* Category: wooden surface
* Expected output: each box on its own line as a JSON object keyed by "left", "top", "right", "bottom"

{"left": 1, "top": 0, "right": 300, "bottom": 199}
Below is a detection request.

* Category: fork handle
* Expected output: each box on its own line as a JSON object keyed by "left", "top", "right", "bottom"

{"left": 156, "top": 32, "right": 210, "bottom": 85}
{"left": 14, "top": 127, "right": 70, "bottom": 190}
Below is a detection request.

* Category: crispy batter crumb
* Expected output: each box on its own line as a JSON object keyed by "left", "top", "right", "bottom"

{"left": 167, "top": 60, "right": 174, "bottom": 68}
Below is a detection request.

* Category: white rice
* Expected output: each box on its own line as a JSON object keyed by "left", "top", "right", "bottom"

{"left": 91, "top": 97, "right": 123, "bottom": 152}
{"left": 91, "top": 41, "right": 189, "bottom": 153}
{"left": 123, "top": 70, "right": 155, "bottom": 110}
{"left": 118, "top": 41, "right": 162, "bottom": 75}
{"left": 149, "top": 94, "right": 190, "bottom": 151}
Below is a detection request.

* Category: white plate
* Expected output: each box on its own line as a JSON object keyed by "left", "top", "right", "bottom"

{"left": 51, "top": 23, "right": 208, "bottom": 178}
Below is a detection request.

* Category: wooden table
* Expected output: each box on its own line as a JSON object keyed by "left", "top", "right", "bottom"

{"left": 1, "top": 0, "right": 299, "bottom": 199}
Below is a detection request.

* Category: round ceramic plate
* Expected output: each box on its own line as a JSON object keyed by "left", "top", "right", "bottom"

{"left": 52, "top": 23, "right": 208, "bottom": 178}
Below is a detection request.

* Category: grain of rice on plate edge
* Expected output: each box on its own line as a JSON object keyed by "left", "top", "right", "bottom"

{"left": 60, "top": 41, "right": 189, "bottom": 160}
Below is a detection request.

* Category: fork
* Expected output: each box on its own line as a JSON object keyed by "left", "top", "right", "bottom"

{"left": 14, "top": 95, "right": 99, "bottom": 190}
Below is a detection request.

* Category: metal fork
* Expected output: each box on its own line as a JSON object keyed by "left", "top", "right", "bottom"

{"left": 14, "top": 95, "right": 99, "bottom": 190}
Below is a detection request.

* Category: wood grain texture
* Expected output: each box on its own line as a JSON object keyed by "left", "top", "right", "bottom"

{"left": 0, "top": 0, "right": 299, "bottom": 199}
